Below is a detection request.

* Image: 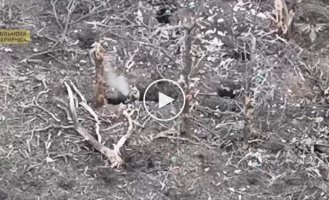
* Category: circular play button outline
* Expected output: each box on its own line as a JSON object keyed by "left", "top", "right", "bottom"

{"left": 143, "top": 79, "right": 185, "bottom": 121}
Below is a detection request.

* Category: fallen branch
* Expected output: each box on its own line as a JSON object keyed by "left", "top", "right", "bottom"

{"left": 113, "top": 109, "right": 134, "bottom": 155}
{"left": 64, "top": 82, "right": 123, "bottom": 168}
{"left": 69, "top": 81, "right": 101, "bottom": 143}
{"left": 19, "top": 48, "right": 60, "bottom": 64}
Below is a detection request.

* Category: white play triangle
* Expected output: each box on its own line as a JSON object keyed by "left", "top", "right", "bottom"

{"left": 158, "top": 92, "right": 175, "bottom": 109}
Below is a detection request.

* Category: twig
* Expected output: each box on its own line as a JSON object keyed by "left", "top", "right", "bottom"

{"left": 61, "top": 0, "right": 77, "bottom": 42}
{"left": 190, "top": 51, "right": 206, "bottom": 76}
{"left": 189, "top": 118, "right": 221, "bottom": 138}
{"left": 70, "top": 7, "right": 114, "bottom": 25}
{"left": 113, "top": 109, "right": 134, "bottom": 155}
{"left": 55, "top": 98, "right": 72, "bottom": 121}
{"left": 136, "top": 41, "right": 176, "bottom": 63}
{"left": 68, "top": 80, "right": 86, "bottom": 102}
{"left": 33, "top": 104, "right": 61, "bottom": 123}
{"left": 50, "top": 0, "right": 63, "bottom": 30}
{"left": 150, "top": 24, "right": 186, "bottom": 37}
{"left": 64, "top": 82, "right": 123, "bottom": 168}
{"left": 24, "top": 80, "right": 62, "bottom": 123}
{"left": 36, "top": 24, "right": 58, "bottom": 43}
{"left": 156, "top": 64, "right": 166, "bottom": 79}
{"left": 34, "top": 77, "right": 49, "bottom": 103}
{"left": 101, "top": 122, "right": 124, "bottom": 132}
{"left": 155, "top": 128, "right": 209, "bottom": 147}
{"left": 124, "top": 53, "right": 136, "bottom": 71}
{"left": 243, "top": 36, "right": 257, "bottom": 145}
{"left": 19, "top": 48, "right": 60, "bottom": 64}
{"left": 297, "top": 185, "right": 308, "bottom": 200}
{"left": 24, "top": 124, "right": 74, "bottom": 134}
{"left": 69, "top": 81, "right": 102, "bottom": 143}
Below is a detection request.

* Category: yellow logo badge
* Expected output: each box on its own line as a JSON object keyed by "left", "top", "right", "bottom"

{"left": 0, "top": 29, "right": 31, "bottom": 44}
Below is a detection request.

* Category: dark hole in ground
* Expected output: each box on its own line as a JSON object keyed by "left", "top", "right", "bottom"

{"left": 156, "top": 6, "right": 172, "bottom": 24}
{"left": 153, "top": 1, "right": 177, "bottom": 24}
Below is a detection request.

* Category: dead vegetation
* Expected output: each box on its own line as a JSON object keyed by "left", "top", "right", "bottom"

{"left": 270, "top": 0, "right": 295, "bottom": 37}
{"left": 90, "top": 42, "right": 108, "bottom": 108}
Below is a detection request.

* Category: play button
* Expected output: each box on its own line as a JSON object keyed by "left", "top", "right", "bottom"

{"left": 158, "top": 92, "right": 175, "bottom": 109}
{"left": 143, "top": 79, "right": 185, "bottom": 121}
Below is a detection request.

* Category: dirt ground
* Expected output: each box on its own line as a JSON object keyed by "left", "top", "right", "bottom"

{"left": 0, "top": 0, "right": 329, "bottom": 199}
